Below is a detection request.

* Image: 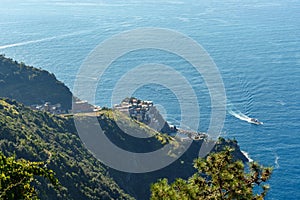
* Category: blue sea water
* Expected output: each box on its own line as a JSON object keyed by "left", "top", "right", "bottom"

{"left": 0, "top": 0, "right": 299, "bottom": 199}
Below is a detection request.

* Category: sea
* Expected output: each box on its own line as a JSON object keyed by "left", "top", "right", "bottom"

{"left": 0, "top": 0, "right": 299, "bottom": 199}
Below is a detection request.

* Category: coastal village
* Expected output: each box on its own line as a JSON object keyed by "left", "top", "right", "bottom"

{"left": 114, "top": 97, "right": 207, "bottom": 140}
{"left": 30, "top": 97, "right": 207, "bottom": 141}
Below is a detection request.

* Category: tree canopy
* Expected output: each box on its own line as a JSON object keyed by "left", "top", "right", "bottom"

{"left": 151, "top": 148, "right": 272, "bottom": 200}
{"left": 0, "top": 54, "right": 72, "bottom": 111}
{"left": 0, "top": 152, "right": 59, "bottom": 199}
{"left": 0, "top": 98, "right": 133, "bottom": 199}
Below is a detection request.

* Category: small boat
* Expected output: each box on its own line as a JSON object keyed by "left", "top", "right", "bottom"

{"left": 249, "top": 118, "right": 263, "bottom": 125}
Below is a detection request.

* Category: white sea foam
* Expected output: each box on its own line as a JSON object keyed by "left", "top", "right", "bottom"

{"left": 175, "top": 17, "right": 190, "bottom": 22}
{"left": 241, "top": 150, "right": 253, "bottom": 162}
{"left": 165, "top": 1, "right": 185, "bottom": 5}
{"left": 275, "top": 154, "right": 280, "bottom": 169}
{"left": 49, "top": 2, "right": 126, "bottom": 7}
{"left": 277, "top": 100, "right": 286, "bottom": 106}
{"left": 244, "top": 3, "right": 281, "bottom": 8}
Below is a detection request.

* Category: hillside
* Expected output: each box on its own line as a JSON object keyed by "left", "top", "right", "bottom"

{"left": 0, "top": 56, "right": 248, "bottom": 199}
{"left": 0, "top": 97, "right": 247, "bottom": 200}
{"left": 0, "top": 98, "right": 133, "bottom": 200}
{"left": 69, "top": 109, "right": 247, "bottom": 199}
{"left": 0, "top": 55, "right": 72, "bottom": 111}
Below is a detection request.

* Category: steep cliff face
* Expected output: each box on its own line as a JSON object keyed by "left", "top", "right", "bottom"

{"left": 0, "top": 55, "right": 72, "bottom": 111}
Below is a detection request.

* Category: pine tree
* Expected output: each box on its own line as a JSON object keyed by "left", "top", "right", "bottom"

{"left": 151, "top": 148, "right": 272, "bottom": 200}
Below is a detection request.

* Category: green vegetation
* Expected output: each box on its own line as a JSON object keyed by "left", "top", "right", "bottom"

{"left": 97, "top": 109, "right": 173, "bottom": 151}
{"left": 103, "top": 119, "right": 248, "bottom": 200}
{"left": 0, "top": 98, "right": 133, "bottom": 199}
{"left": 0, "top": 55, "right": 266, "bottom": 199}
{"left": 0, "top": 152, "right": 59, "bottom": 199}
{"left": 0, "top": 55, "right": 72, "bottom": 111}
{"left": 61, "top": 109, "right": 249, "bottom": 200}
{"left": 151, "top": 148, "right": 272, "bottom": 200}
{"left": 0, "top": 96, "right": 250, "bottom": 200}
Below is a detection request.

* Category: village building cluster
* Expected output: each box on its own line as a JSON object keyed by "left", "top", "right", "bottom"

{"left": 30, "top": 100, "right": 101, "bottom": 114}
{"left": 177, "top": 129, "right": 208, "bottom": 141}
{"left": 114, "top": 97, "right": 154, "bottom": 124}
{"left": 72, "top": 100, "right": 101, "bottom": 113}
{"left": 114, "top": 97, "right": 178, "bottom": 133}
{"left": 30, "top": 102, "right": 66, "bottom": 114}
{"left": 114, "top": 97, "right": 208, "bottom": 140}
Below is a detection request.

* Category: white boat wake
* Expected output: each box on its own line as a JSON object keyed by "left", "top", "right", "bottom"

{"left": 227, "top": 103, "right": 263, "bottom": 125}
{"left": 228, "top": 109, "right": 253, "bottom": 123}
{"left": 0, "top": 37, "right": 58, "bottom": 50}
{"left": 0, "top": 30, "right": 91, "bottom": 50}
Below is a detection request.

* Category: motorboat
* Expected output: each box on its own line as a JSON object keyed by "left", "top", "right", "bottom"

{"left": 249, "top": 118, "right": 263, "bottom": 125}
